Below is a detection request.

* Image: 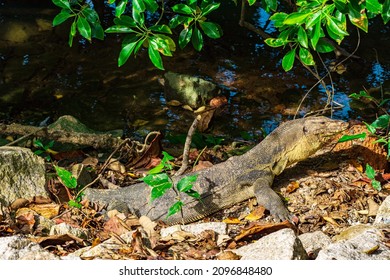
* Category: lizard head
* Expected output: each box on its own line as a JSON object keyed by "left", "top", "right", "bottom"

{"left": 282, "top": 116, "right": 349, "bottom": 167}
{"left": 302, "top": 116, "right": 349, "bottom": 144}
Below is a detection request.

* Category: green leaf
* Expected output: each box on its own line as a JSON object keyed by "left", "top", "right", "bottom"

{"left": 264, "top": 37, "right": 287, "bottom": 47}
{"left": 365, "top": 0, "right": 382, "bottom": 14}
{"left": 334, "top": 0, "right": 348, "bottom": 13}
{"left": 142, "top": 173, "right": 171, "bottom": 195}
{"left": 309, "top": 20, "right": 322, "bottom": 48}
{"left": 201, "top": 3, "right": 220, "bottom": 16}
{"left": 91, "top": 24, "right": 104, "bottom": 40}
{"left": 148, "top": 43, "right": 164, "bottom": 70}
{"left": 155, "top": 34, "right": 176, "bottom": 52}
{"left": 118, "top": 36, "right": 139, "bottom": 66}
{"left": 364, "top": 122, "right": 377, "bottom": 134}
{"left": 149, "top": 24, "right": 172, "bottom": 34}
{"left": 77, "top": 16, "right": 92, "bottom": 41}
{"left": 105, "top": 25, "right": 135, "bottom": 33}
{"left": 283, "top": 12, "right": 311, "bottom": 25}
{"left": 114, "top": 15, "right": 137, "bottom": 27}
{"left": 115, "top": 0, "right": 127, "bottom": 17}
{"left": 133, "top": 38, "right": 145, "bottom": 55}
{"left": 264, "top": 0, "right": 278, "bottom": 11}
{"left": 371, "top": 114, "right": 390, "bottom": 129}
{"left": 326, "top": 21, "right": 344, "bottom": 43}
{"left": 162, "top": 151, "right": 175, "bottom": 162}
{"left": 133, "top": 0, "right": 146, "bottom": 12}
{"left": 299, "top": 47, "right": 315, "bottom": 66}
{"left": 34, "top": 150, "right": 44, "bottom": 156}
{"left": 149, "top": 36, "right": 172, "bottom": 56}
{"left": 297, "top": 26, "right": 308, "bottom": 48}
{"left": 144, "top": 0, "right": 159, "bottom": 12}
{"left": 338, "top": 133, "right": 367, "bottom": 142}
{"left": 383, "top": 0, "right": 390, "bottom": 24}
{"left": 371, "top": 180, "right": 382, "bottom": 191}
{"left": 83, "top": 7, "right": 100, "bottom": 24}
{"left": 172, "top": 4, "right": 194, "bottom": 15}
{"left": 269, "top": 12, "right": 288, "bottom": 28}
{"left": 326, "top": 16, "right": 349, "bottom": 36}
{"left": 349, "top": 90, "right": 373, "bottom": 100}
{"left": 52, "top": 0, "right": 71, "bottom": 10}
{"left": 177, "top": 175, "right": 198, "bottom": 192}
{"left": 184, "top": 189, "right": 201, "bottom": 199}
{"left": 191, "top": 27, "right": 203, "bottom": 51}
{"left": 69, "top": 21, "right": 76, "bottom": 46}
{"left": 348, "top": 7, "right": 369, "bottom": 32}
{"left": 166, "top": 201, "right": 183, "bottom": 218}
{"left": 282, "top": 48, "right": 296, "bottom": 71}
{"left": 199, "top": 21, "right": 223, "bottom": 39}
{"left": 68, "top": 200, "right": 82, "bottom": 208}
{"left": 150, "top": 183, "right": 172, "bottom": 201}
{"left": 179, "top": 27, "right": 193, "bottom": 49}
{"left": 315, "top": 38, "right": 335, "bottom": 53}
{"left": 55, "top": 166, "right": 78, "bottom": 189}
{"left": 132, "top": 6, "right": 145, "bottom": 25}
{"left": 148, "top": 163, "right": 165, "bottom": 174}
{"left": 365, "top": 163, "right": 376, "bottom": 180}
{"left": 247, "top": 0, "right": 257, "bottom": 5}
{"left": 53, "top": 10, "right": 73, "bottom": 26}
{"left": 188, "top": 0, "right": 198, "bottom": 9}
{"left": 306, "top": 10, "right": 322, "bottom": 29}
{"left": 170, "top": 15, "right": 193, "bottom": 28}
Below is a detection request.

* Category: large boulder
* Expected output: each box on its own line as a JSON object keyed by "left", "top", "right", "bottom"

{"left": 0, "top": 146, "right": 49, "bottom": 206}
{"left": 0, "top": 235, "right": 59, "bottom": 260}
{"left": 163, "top": 72, "right": 218, "bottom": 108}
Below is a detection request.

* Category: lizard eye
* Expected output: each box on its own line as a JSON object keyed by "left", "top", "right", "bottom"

{"left": 303, "top": 126, "right": 308, "bottom": 134}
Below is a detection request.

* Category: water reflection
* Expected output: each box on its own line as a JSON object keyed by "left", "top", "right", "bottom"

{"left": 0, "top": 1, "right": 388, "bottom": 141}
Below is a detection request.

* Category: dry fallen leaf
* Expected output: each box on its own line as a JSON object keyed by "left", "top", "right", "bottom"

{"left": 222, "top": 217, "right": 242, "bottom": 224}
{"left": 234, "top": 220, "right": 294, "bottom": 241}
{"left": 139, "top": 216, "right": 160, "bottom": 248}
{"left": 193, "top": 160, "right": 213, "bottom": 172}
{"left": 216, "top": 250, "right": 241, "bottom": 260}
{"left": 285, "top": 181, "right": 300, "bottom": 193}
{"left": 244, "top": 206, "right": 265, "bottom": 221}
{"left": 29, "top": 203, "right": 60, "bottom": 219}
{"left": 323, "top": 216, "right": 340, "bottom": 226}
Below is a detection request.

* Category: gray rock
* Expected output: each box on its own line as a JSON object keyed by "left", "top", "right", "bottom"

{"left": 160, "top": 222, "right": 227, "bottom": 238}
{"left": 68, "top": 231, "right": 135, "bottom": 259}
{"left": 374, "top": 196, "right": 390, "bottom": 225}
{"left": 164, "top": 72, "right": 218, "bottom": 108}
{"left": 233, "top": 228, "right": 308, "bottom": 260}
{"left": 0, "top": 146, "right": 49, "bottom": 206}
{"left": 298, "top": 231, "right": 332, "bottom": 258}
{"left": 50, "top": 223, "right": 91, "bottom": 240}
{"left": 316, "top": 225, "right": 390, "bottom": 260}
{"left": 0, "top": 235, "right": 59, "bottom": 260}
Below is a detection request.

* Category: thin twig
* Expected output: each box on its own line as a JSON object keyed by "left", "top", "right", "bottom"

{"left": 294, "top": 28, "right": 361, "bottom": 118}
{"left": 174, "top": 115, "right": 201, "bottom": 177}
{"left": 4, "top": 127, "right": 46, "bottom": 146}
{"left": 98, "top": 138, "right": 131, "bottom": 174}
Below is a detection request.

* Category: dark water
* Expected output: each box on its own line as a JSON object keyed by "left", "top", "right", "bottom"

{"left": 0, "top": 0, "right": 389, "bottom": 141}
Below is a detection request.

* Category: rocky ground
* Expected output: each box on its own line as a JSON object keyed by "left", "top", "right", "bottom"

{"left": 0, "top": 122, "right": 390, "bottom": 260}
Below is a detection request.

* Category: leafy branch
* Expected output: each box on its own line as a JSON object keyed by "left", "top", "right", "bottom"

{"left": 141, "top": 151, "right": 201, "bottom": 222}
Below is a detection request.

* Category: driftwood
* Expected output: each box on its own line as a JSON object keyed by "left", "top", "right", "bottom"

{"left": 0, "top": 122, "right": 122, "bottom": 149}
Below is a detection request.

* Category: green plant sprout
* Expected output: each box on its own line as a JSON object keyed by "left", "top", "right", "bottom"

{"left": 141, "top": 151, "right": 200, "bottom": 220}
{"left": 33, "top": 139, "right": 56, "bottom": 161}
{"left": 54, "top": 165, "right": 84, "bottom": 208}
{"left": 338, "top": 89, "right": 390, "bottom": 191}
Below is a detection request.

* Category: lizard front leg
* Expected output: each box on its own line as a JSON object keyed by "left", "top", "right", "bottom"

{"left": 253, "top": 177, "right": 292, "bottom": 221}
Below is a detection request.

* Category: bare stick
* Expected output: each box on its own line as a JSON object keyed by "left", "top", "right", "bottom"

{"left": 4, "top": 127, "right": 46, "bottom": 146}
{"left": 174, "top": 115, "right": 201, "bottom": 177}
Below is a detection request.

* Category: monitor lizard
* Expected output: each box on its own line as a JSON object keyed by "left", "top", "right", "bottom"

{"left": 85, "top": 116, "right": 348, "bottom": 224}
